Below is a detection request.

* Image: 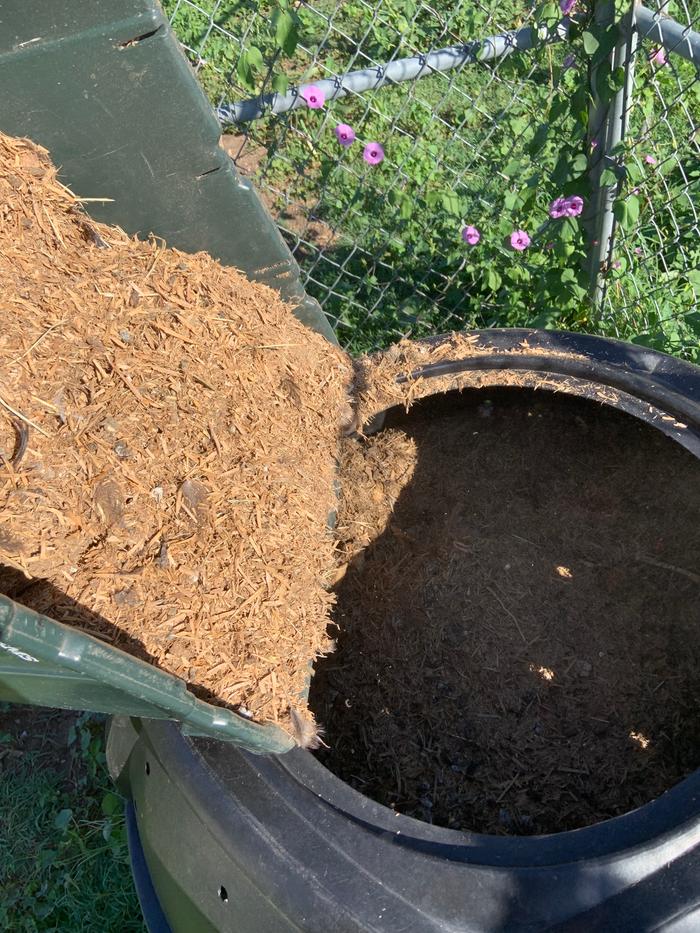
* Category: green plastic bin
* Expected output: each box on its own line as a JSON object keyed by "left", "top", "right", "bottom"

{"left": 0, "top": 0, "right": 330, "bottom": 755}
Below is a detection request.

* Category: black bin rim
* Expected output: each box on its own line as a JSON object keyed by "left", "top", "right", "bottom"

{"left": 303, "top": 326, "right": 700, "bottom": 862}
{"left": 361, "top": 327, "right": 700, "bottom": 459}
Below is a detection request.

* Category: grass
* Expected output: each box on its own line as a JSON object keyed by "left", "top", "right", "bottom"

{"left": 0, "top": 707, "right": 144, "bottom": 933}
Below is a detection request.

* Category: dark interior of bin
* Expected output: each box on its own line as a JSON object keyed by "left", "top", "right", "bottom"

{"left": 309, "top": 386, "right": 700, "bottom": 836}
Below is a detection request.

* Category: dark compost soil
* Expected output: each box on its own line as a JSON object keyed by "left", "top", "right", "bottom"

{"left": 309, "top": 387, "right": 700, "bottom": 835}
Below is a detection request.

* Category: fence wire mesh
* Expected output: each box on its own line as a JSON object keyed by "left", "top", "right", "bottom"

{"left": 598, "top": 1, "right": 700, "bottom": 357}
{"left": 163, "top": 0, "right": 700, "bottom": 359}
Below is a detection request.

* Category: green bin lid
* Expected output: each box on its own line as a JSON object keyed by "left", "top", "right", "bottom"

{"left": 0, "top": 595, "right": 293, "bottom": 754}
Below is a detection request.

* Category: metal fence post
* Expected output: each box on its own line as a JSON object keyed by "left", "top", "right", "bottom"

{"left": 586, "top": 0, "right": 639, "bottom": 310}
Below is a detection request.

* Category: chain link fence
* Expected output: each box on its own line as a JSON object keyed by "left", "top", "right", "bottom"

{"left": 163, "top": 0, "right": 700, "bottom": 359}
{"left": 598, "top": 2, "right": 700, "bottom": 357}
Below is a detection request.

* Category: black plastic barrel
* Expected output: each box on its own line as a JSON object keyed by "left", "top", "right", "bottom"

{"left": 108, "top": 329, "right": 700, "bottom": 933}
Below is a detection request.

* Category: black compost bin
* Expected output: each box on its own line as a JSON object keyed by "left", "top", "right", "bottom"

{"left": 107, "top": 329, "right": 700, "bottom": 933}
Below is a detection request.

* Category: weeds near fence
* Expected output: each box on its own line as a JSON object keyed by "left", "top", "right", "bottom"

{"left": 165, "top": 1, "right": 700, "bottom": 359}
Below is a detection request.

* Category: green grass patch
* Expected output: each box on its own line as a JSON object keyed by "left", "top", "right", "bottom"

{"left": 0, "top": 709, "right": 143, "bottom": 933}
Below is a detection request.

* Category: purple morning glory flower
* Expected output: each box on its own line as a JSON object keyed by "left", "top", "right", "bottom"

{"left": 462, "top": 225, "right": 481, "bottom": 246}
{"left": 550, "top": 195, "right": 584, "bottom": 219}
{"left": 562, "top": 52, "right": 576, "bottom": 70}
{"left": 564, "top": 195, "right": 584, "bottom": 217}
{"left": 363, "top": 142, "right": 384, "bottom": 165}
{"left": 650, "top": 47, "right": 667, "bottom": 66}
{"left": 644, "top": 154, "right": 657, "bottom": 165}
{"left": 590, "top": 139, "right": 599, "bottom": 150}
{"left": 549, "top": 197, "right": 568, "bottom": 219}
{"left": 560, "top": 0, "right": 576, "bottom": 15}
{"left": 634, "top": 247, "right": 643, "bottom": 255}
{"left": 335, "top": 123, "right": 356, "bottom": 147}
{"left": 301, "top": 85, "right": 325, "bottom": 109}
{"left": 612, "top": 259, "right": 622, "bottom": 269}
{"left": 510, "top": 230, "right": 530, "bottom": 251}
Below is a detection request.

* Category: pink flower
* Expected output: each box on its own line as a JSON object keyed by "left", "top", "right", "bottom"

{"left": 462, "top": 225, "right": 481, "bottom": 245}
{"left": 565, "top": 195, "right": 584, "bottom": 217}
{"left": 335, "top": 123, "right": 356, "bottom": 147}
{"left": 612, "top": 259, "right": 622, "bottom": 269}
{"left": 549, "top": 197, "right": 568, "bottom": 219}
{"left": 301, "top": 85, "right": 325, "bottom": 109}
{"left": 634, "top": 247, "right": 643, "bottom": 255}
{"left": 644, "top": 154, "right": 657, "bottom": 165}
{"left": 560, "top": 0, "right": 576, "bottom": 15}
{"left": 363, "top": 142, "right": 384, "bottom": 165}
{"left": 650, "top": 47, "right": 666, "bottom": 66}
{"left": 550, "top": 195, "right": 584, "bottom": 219}
{"left": 510, "top": 230, "right": 530, "bottom": 251}
{"left": 590, "top": 139, "right": 599, "bottom": 150}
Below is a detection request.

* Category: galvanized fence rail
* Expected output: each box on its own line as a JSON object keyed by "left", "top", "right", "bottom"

{"left": 164, "top": 0, "right": 700, "bottom": 359}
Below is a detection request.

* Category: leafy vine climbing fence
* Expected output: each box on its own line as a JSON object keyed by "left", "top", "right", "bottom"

{"left": 164, "top": 0, "right": 700, "bottom": 358}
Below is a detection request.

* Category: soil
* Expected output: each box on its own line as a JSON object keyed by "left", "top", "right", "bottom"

{"left": 0, "top": 132, "right": 351, "bottom": 737}
{"left": 309, "top": 387, "right": 700, "bottom": 835}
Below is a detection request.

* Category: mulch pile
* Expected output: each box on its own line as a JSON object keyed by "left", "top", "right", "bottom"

{"left": 0, "top": 132, "right": 352, "bottom": 738}
{"left": 311, "top": 386, "right": 700, "bottom": 834}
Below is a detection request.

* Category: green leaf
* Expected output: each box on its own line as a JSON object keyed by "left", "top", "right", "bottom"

{"left": 559, "top": 217, "right": 578, "bottom": 242}
{"left": 624, "top": 162, "right": 643, "bottom": 183}
{"left": 399, "top": 197, "right": 413, "bottom": 221}
{"left": 610, "top": 66, "right": 626, "bottom": 92}
{"left": 528, "top": 124, "right": 550, "bottom": 155}
{"left": 271, "top": 72, "right": 289, "bottom": 95}
{"left": 687, "top": 270, "right": 700, "bottom": 293}
{"left": 683, "top": 311, "right": 700, "bottom": 333}
{"left": 236, "top": 53, "right": 254, "bottom": 91}
{"left": 101, "top": 792, "right": 121, "bottom": 816}
{"left": 572, "top": 153, "right": 588, "bottom": 176}
{"left": 600, "top": 168, "right": 618, "bottom": 187}
{"left": 583, "top": 31, "right": 599, "bottom": 55}
{"left": 509, "top": 116, "right": 528, "bottom": 136}
{"left": 273, "top": 9, "right": 298, "bottom": 57}
{"left": 54, "top": 808, "right": 73, "bottom": 831}
{"left": 529, "top": 310, "right": 560, "bottom": 328}
{"left": 441, "top": 191, "right": 462, "bottom": 216}
{"left": 486, "top": 268, "right": 502, "bottom": 292}
{"left": 503, "top": 159, "right": 522, "bottom": 178}
{"left": 504, "top": 191, "right": 520, "bottom": 211}
{"left": 247, "top": 46, "right": 264, "bottom": 73}
{"left": 613, "top": 194, "right": 640, "bottom": 231}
